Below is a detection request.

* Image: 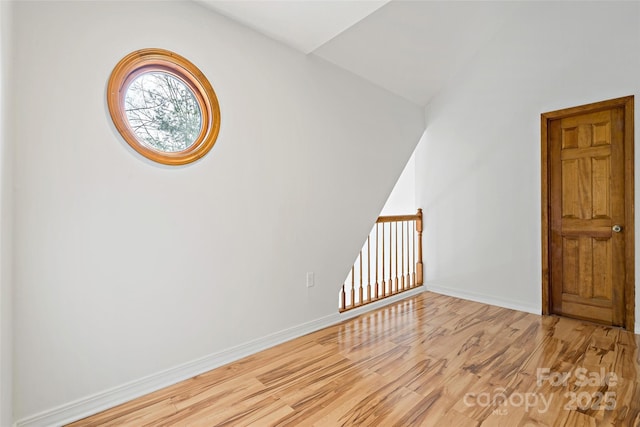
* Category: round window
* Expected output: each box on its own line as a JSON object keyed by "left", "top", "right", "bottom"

{"left": 107, "top": 49, "right": 220, "bottom": 165}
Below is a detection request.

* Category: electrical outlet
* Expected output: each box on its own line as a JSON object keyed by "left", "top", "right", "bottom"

{"left": 306, "top": 272, "right": 315, "bottom": 288}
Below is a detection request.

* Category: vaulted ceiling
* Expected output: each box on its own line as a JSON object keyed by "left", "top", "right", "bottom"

{"left": 196, "top": 0, "right": 517, "bottom": 106}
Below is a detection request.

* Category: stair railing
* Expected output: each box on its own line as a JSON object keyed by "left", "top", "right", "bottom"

{"left": 340, "top": 209, "right": 423, "bottom": 312}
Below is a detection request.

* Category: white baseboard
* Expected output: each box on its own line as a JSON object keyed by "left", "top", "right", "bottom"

{"left": 428, "top": 285, "right": 639, "bottom": 335}
{"left": 15, "top": 287, "right": 425, "bottom": 427}
{"left": 426, "top": 284, "right": 540, "bottom": 315}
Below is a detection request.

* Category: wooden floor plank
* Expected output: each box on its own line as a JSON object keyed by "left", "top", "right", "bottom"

{"left": 67, "top": 292, "right": 640, "bottom": 427}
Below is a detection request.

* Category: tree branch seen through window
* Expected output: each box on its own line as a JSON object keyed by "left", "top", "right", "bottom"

{"left": 124, "top": 72, "right": 202, "bottom": 153}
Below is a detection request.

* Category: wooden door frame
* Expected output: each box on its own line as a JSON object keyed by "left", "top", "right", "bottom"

{"left": 541, "top": 96, "right": 635, "bottom": 332}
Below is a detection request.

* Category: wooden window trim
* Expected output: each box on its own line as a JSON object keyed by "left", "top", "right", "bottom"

{"left": 107, "top": 48, "right": 220, "bottom": 165}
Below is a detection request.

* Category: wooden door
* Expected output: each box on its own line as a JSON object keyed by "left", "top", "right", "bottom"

{"left": 542, "top": 96, "right": 634, "bottom": 331}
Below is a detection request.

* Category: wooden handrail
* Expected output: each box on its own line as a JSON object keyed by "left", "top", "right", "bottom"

{"left": 376, "top": 211, "right": 422, "bottom": 223}
{"left": 340, "top": 209, "right": 423, "bottom": 312}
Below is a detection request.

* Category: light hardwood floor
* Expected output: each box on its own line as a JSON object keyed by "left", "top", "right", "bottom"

{"left": 68, "top": 292, "right": 640, "bottom": 426}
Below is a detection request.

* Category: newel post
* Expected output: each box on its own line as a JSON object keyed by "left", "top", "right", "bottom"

{"left": 416, "top": 208, "right": 423, "bottom": 285}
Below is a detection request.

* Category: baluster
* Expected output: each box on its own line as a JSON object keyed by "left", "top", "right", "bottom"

{"left": 417, "top": 208, "right": 423, "bottom": 285}
{"left": 406, "top": 221, "right": 410, "bottom": 289}
{"left": 341, "top": 283, "right": 346, "bottom": 310}
{"left": 388, "top": 222, "right": 392, "bottom": 296}
{"left": 367, "top": 235, "right": 371, "bottom": 303}
{"left": 404, "top": 222, "right": 411, "bottom": 289}
{"left": 406, "top": 220, "right": 411, "bottom": 288}
{"left": 394, "top": 221, "right": 399, "bottom": 294}
{"left": 381, "top": 222, "right": 386, "bottom": 297}
{"left": 375, "top": 224, "right": 379, "bottom": 300}
{"left": 412, "top": 219, "right": 416, "bottom": 286}
{"left": 401, "top": 221, "right": 405, "bottom": 291}
{"left": 358, "top": 249, "right": 363, "bottom": 306}
{"left": 350, "top": 265, "right": 355, "bottom": 308}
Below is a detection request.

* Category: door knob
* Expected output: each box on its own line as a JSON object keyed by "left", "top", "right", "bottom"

{"left": 612, "top": 225, "right": 623, "bottom": 233}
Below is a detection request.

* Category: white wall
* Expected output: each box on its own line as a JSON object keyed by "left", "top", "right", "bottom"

{"left": 380, "top": 148, "right": 416, "bottom": 216}
{"left": 9, "top": 1, "right": 424, "bottom": 424}
{"left": 417, "top": 2, "right": 640, "bottom": 317}
{"left": 1, "top": 1, "right": 14, "bottom": 426}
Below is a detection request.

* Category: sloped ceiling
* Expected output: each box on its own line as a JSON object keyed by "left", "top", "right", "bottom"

{"left": 196, "top": 0, "right": 516, "bottom": 106}
{"left": 196, "top": 0, "right": 391, "bottom": 54}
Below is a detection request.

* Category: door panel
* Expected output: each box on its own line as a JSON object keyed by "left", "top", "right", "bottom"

{"left": 546, "top": 102, "right": 630, "bottom": 327}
